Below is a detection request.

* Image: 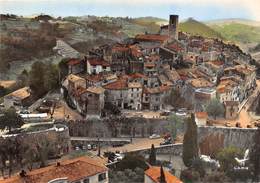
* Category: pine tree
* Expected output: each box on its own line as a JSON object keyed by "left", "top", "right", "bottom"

{"left": 182, "top": 113, "right": 199, "bottom": 167}
{"left": 149, "top": 144, "right": 156, "bottom": 166}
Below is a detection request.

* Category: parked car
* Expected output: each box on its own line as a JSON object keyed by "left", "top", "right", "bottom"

{"left": 149, "top": 134, "right": 160, "bottom": 139}
{"left": 87, "top": 144, "right": 92, "bottom": 150}
{"left": 92, "top": 144, "right": 97, "bottom": 151}
{"left": 160, "top": 140, "right": 172, "bottom": 146}
{"left": 75, "top": 146, "right": 80, "bottom": 151}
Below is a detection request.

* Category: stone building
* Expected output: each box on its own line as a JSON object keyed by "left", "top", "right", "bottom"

{"left": 224, "top": 101, "right": 239, "bottom": 120}
{"left": 3, "top": 87, "right": 32, "bottom": 110}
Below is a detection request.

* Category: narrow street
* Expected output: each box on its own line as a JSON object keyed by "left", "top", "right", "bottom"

{"left": 218, "top": 80, "right": 260, "bottom": 128}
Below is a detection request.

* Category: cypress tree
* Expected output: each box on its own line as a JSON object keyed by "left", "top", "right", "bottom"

{"left": 149, "top": 144, "right": 156, "bottom": 166}
{"left": 182, "top": 113, "right": 199, "bottom": 167}
{"left": 160, "top": 166, "right": 166, "bottom": 183}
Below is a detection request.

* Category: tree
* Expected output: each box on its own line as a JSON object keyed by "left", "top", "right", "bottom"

{"left": 0, "top": 108, "right": 24, "bottom": 132}
{"left": 216, "top": 146, "right": 242, "bottom": 172}
{"left": 168, "top": 114, "right": 183, "bottom": 140}
{"left": 206, "top": 98, "right": 225, "bottom": 119}
{"left": 183, "top": 114, "right": 199, "bottom": 167}
{"left": 17, "top": 69, "right": 29, "bottom": 88}
{"left": 250, "top": 125, "right": 260, "bottom": 181}
{"left": 43, "top": 63, "right": 59, "bottom": 91}
{"left": 116, "top": 153, "right": 149, "bottom": 171}
{"left": 149, "top": 144, "right": 156, "bottom": 166}
{"left": 160, "top": 166, "right": 166, "bottom": 183}
{"left": 29, "top": 61, "right": 46, "bottom": 96}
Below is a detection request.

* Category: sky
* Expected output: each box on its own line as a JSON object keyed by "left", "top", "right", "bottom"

{"left": 1, "top": 0, "right": 260, "bottom": 21}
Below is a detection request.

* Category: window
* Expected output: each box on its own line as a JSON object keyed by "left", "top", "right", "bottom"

{"left": 98, "top": 173, "right": 106, "bottom": 181}
{"left": 83, "top": 178, "right": 90, "bottom": 183}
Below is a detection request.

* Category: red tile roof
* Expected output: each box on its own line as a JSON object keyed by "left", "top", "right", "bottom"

{"left": 128, "top": 73, "right": 148, "bottom": 80}
{"left": 195, "top": 112, "right": 208, "bottom": 119}
{"left": 145, "top": 166, "right": 182, "bottom": 183}
{"left": 1, "top": 157, "right": 108, "bottom": 183}
{"left": 87, "top": 59, "right": 110, "bottom": 67}
{"left": 135, "top": 34, "right": 169, "bottom": 43}
{"left": 67, "top": 59, "right": 81, "bottom": 66}
{"left": 103, "top": 79, "right": 128, "bottom": 90}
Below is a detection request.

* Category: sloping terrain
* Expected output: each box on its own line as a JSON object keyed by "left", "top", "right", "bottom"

{"left": 178, "top": 18, "right": 223, "bottom": 39}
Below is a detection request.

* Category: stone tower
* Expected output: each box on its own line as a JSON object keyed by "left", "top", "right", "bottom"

{"left": 169, "top": 14, "right": 179, "bottom": 40}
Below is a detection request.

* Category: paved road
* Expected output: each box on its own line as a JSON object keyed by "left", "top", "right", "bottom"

{"left": 71, "top": 137, "right": 131, "bottom": 142}
{"left": 99, "top": 138, "right": 164, "bottom": 153}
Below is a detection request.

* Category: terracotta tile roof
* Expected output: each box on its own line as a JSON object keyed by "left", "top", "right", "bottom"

{"left": 165, "top": 43, "right": 184, "bottom": 52}
{"left": 195, "top": 112, "right": 208, "bottom": 119}
{"left": 210, "top": 60, "right": 224, "bottom": 66}
{"left": 128, "top": 73, "right": 148, "bottom": 80}
{"left": 87, "top": 58, "right": 110, "bottom": 67}
{"left": 67, "top": 74, "right": 85, "bottom": 83}
{"left": 189, "top": 78, "right": 213, "bottom": 88}
{"left": 145, "top": 166, "right": 182, "bottom": 183}
{"left": 112, "top": 43, "right": 130, "bottom": 52}
{"left": 86, "top": 86, "right": 105, "bottom": 94}
{"left": 135, "top": 34, "right": 169, "bottom": 43}
{"left": 5, "top": 87, "right": 30, "bottom": 100}
{"left": 0, "top": 80, "right": 16, "bottom": 88}
{"left": 67, "top": 58, "right": 81, "bottom": 66}
{"left": 1, "top": 157, "right": 108, "bottom": 183}
{"left": 103, "top": 79, "right": 128, "bottom": 90}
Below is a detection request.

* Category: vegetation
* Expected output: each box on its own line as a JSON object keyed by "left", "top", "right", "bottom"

{"left": 0, "top": 133, "right": 58, "bottom": 176}
{"left": 179, "top": 18, "right": 223, "bottom": 39}
{"left": 250, "top": 125, "right": 260, "bottom": 181}
{"left": 210, "top": 23, "right": 260, "bottom": 44}
{"left": 182, "top": 114, "right": 199, "bottom": 167}
{"left": 168, "top": 114, "right": 184, "bottom": 140}
{"left": 0, "top": 21, "right": 58, "bottom": 72}
{"left": 29, "top": 61, "right": 59, "bottom": 97}
{"left": 216, "top": 146, "right": 242, "bottom": 172}
{"left": 109, "top": 167, "right": 144, "bottom": 183}
{"left": 206, "top": 98, "right": 225, "bottom": 119}
{"left": 149, "top": 144, "right": 156, "bottom": 166}
{"left": 0, "top": 107, "right": 24, "bottom": 132}
{"left": 115, "top": 153, "right": 148, "bottom": 171}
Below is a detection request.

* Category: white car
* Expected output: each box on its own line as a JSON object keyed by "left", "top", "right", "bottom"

{"left": 114, "top": 153, "right": 123, "bottom": 161}
{"left": 149, "top": 134, "right": 160, "bottom": 139}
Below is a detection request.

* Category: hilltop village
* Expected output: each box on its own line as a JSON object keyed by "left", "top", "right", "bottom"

{"left": 0, "top": 14, "right": 260, "bottom": 183}
{"left": 57, "top": 15, "right": 256, "bottom": 123}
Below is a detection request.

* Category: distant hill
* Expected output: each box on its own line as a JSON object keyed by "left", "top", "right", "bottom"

{"left": 206, "top": 18, "right": 260, "bottom": 27}
{"left": 206, "top": 20, "right": 260, "bottom": 44}
{"left": 178, "top": 18, "right": 223, "bottom": 39}
{"left": 132, "top": 16, "right": 168, "bottom": 25}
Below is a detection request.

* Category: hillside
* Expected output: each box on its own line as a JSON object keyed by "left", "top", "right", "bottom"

{"left": 208, "top": 22, "right": 260, "bottom": 44}
{"left": 178, "top": 18, "right": 223, "bottom": 39}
